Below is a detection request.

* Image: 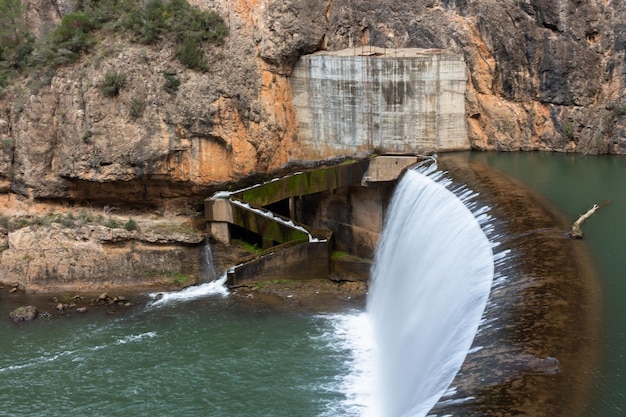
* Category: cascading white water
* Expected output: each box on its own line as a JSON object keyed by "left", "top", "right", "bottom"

{"left": 147, "top": 274, "right": 229, "bottom": 307}
{"left": 368, "top": 161, "right": 495, "bottom": 417}
{"left": 202, "top": 237, "right": 218, "bottom": 281}
{"left": 147, "top": 238, "right": 228, "bottom": 307}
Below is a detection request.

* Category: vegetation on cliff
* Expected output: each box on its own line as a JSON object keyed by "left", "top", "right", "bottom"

{"left": 0, "top": 0, "right": 228, "bottom": 94}
{"left": 0, "top": 0, "right": 33, "bottom": 89}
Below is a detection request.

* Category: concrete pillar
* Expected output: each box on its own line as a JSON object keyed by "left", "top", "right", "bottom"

{"left": 209, "top": 222, "right": 230, "bottom": 245}
{"left": 289, "top": 196, "right": 296, "bottom": 221}
{"left": 205, "top": 198, "right": 233, "bottom": 222}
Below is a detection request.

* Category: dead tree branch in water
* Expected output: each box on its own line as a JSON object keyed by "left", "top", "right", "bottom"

{"left": 569, "top": 201, "right": 610, "bottom": 239}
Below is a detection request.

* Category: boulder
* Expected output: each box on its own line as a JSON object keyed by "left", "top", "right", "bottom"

{"left": 9, "top": 305, "right": 39, "bottom": 322}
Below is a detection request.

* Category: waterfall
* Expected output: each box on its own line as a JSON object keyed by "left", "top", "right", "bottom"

{"left": 147, "top": 274, "right": 229, "bottom": 307}
{"left": 202, "top": 237, "right": 218, "bottom": 282}
{"left": 146, "top": 238, "right": 228, "bottom": 307}
{"left": 368, "top": 161, "right": 495, "bottom": 417}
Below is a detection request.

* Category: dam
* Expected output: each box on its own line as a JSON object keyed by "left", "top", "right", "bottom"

{"left": 205, "top": 47, "right": 469, "bottom": 286}
{"left": 291, "top": 47, "right": 469, "bottom": 159}
{"left": 205, "top": 155, "right": 419, "bottom": 286}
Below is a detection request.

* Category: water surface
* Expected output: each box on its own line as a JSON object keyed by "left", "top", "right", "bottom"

{"left": 467, "top": 151, "right": 626, "bottom": 417}
{"left": 0, "top": 295, "right": 367, "bottom": 417}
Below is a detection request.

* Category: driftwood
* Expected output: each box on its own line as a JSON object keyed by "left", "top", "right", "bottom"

{"left": 569, "top": 202, "right": 609, "bottom": 239}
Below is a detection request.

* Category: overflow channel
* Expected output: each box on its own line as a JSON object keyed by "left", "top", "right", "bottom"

{"left": 204, "top": 155, "right": 419, "bottom": 286}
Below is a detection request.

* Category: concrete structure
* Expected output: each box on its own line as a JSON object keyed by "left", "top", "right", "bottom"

{"left": 362, "top": 155, "right": 423, "bottom": 183}
{"left": 291, "top": 48, "right": 468, "bottom": 158}
{"left": 205, "top": 156, "right": 421, "bottom": 286}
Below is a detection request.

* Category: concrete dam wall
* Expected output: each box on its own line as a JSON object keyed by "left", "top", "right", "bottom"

{"left": 205, "top": 156, "right": 420, "bottom": 285}
{"left": 291, "top": 48, "right": 469, "bottom": 158}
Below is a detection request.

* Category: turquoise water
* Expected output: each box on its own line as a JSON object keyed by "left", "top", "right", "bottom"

{"left": 2, "top": 151, "right": 624, "bottom": 416}
{"left": 0, "top": 295, "right": 368, "bottom": 416}
{"left": 468, "top": 151, "right": 626, "bottom": 416}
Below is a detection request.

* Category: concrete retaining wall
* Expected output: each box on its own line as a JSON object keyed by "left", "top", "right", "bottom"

{"left": 227, "top": 241, "right": 329, "bottom": 286}
{"left": 205, "top": 156, "right": 423, "bottom": 284}
{"left": 291, "top": 47, "right": 468, "bottom": 158}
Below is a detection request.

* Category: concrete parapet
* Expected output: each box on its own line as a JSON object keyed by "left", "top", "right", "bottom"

{"left": 227, "top": 241, "right": 330, "bottom": 286}
{"left": 362, "top": 155, "right": 420, "bottom": 183}
{"left": 235, "top": 159, "right": 370, "bottom": 206}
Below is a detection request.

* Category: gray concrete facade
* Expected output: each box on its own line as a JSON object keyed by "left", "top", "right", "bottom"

{"left": 291, "top": 48, "right": 469, "bottom": 158}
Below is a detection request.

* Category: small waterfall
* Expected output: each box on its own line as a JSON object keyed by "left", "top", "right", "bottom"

{"left": 368, "top": 161, "right": 495, "bottom": 417}
{"left": 202, "top": 237, "right": 218, "bottom": 282}
{"left": 146, "top": 238, "right": 227, "bottom": 308}
{"left": 147, "top": 274, "right": 229, "bottom": 307}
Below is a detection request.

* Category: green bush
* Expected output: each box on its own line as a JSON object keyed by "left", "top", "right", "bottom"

{"left": 0, "top": 0, "right": 34, "bottom": 88}
{"left": 103, "top": 217, "right": 120, "bottom": 228}
{"left": 124, "top": 218, "right": 138, "bottom": 231}
{"left": 102, "top": 71, "right": 126, "bottom": 97}
{"left": 175, "top": 37, "right": 207, "bottom": 72}
{"left": 49, "top": 12, "right": 96, "bottom": 61}
{"left": 127, "top": 0, "right": 227, "bottom": 69}
{"left": 1, "top": 0, "right": 228, "bottom": 93}
{"left": 162, "top": 69, "right": 180, "bottom": 94}
{"left": 608, "top": 102, "right": 626, "bottom": 118}
{"left": 0, "top": 214, "right": 10, "bottom": 230}
{"left": 58, "top": 212, "right": 76, "bottom": 227}
{"left": 129, "top": 96, "right": 145, "bottom": 119}
{"left": 82, "top": 129, "right": 92, "bottom": 143}
{"left": 1, "top": 137, "right": 13, "bottom": 150}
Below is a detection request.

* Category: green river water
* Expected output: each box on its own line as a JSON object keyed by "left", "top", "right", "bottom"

{"left": 468, "top": 151, "right": 626, "bottom": 416}
{"left": 1, "top": 151, "right": 625, "bottom": 416}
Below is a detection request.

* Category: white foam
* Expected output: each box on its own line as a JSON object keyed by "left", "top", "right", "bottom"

{"left": 115, "top": 331, "right": 157, "bottom": 345}
{"left": 147, "top": 274, "right": 229, "bottom": 307}
{"left": 316, "top": 311, "right": 378, "bottom": 417}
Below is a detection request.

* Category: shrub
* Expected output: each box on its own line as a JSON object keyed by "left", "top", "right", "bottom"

{"left": 102, "top": 71, "right": 126, "bottom": 97}
{"left": 562, "top": 121, "right": 574, "bottom": 142}
{"left": 1, "top": 0, "right": 228, "bottom": 94}
{"left": 0, "top": 215, "right": 10, "bottom": 230}
{"left": 126, "top": 0, "right": 167, "bottom": 44}
{"left": 124, "top": 218, "right": 138, "bottom": 231}
{"left": 82, "top": 129, "right": 92, "bottom": 143}
{"left": 175, "top": 37, "right": 207, "bottom": 72}
{"left": 127, "top": 0, "right": 227, "bottom": 68}
{"left": 0, "top": 0, "right": 34, "bottom": 86}
{"left": 0, "top": 137, "right": 13, "bottom": 150}
{"left": 50, "top": 12, "right": 96, "bottom": 59}
{"left": 104, "top": 217, "right": 119, "bottom": 228}
{"left": 129, "top": 96, "right": 145, "bottom": 119}
{"left": 172, "top": 273, "right": 192, "bottom": 286}
{"left": 162, "top": 69, "right": 180, "bottom": 94}
{"left": 58, "top": 212, "right": 76, "bottom": 227}
{"left": 608, "top": 102, "right": 626, "bottom": 118}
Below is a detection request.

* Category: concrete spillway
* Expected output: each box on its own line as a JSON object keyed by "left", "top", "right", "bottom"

{"left": 291, "top": 47, "right": 469, "bottom": 159}
{"left": 205, "top": 156, "right": 419, "bottom": 286}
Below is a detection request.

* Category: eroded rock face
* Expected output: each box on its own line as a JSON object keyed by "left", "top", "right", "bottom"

{"left": 0, "top": 222, "right": 205, "bottom": 292}
{"left": 3, "top": 0, "right": 626, "bottom": 202}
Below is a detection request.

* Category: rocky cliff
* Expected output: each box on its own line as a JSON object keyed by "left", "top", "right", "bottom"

{"left": 3, "top": 0, "right": 626, "bottom": 201}
{"left": 2, "top": 0, "right": 626, "bottom": 291}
